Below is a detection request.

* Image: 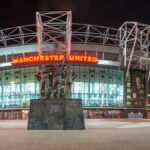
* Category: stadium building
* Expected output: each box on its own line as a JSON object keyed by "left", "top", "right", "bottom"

{"left": 0, "top": 11, "right": 150, "bottom": 119}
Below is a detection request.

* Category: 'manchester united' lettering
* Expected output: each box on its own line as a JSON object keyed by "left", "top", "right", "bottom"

{"left": 12, "top": 54, "right": 97, "bottom": 65}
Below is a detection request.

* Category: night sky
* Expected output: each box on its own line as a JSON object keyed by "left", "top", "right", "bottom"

{"left": 0, "top": 0, "right": 150, "bottom": 29}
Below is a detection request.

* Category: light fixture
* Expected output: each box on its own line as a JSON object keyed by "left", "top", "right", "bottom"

{"left": 97, "top": 60, "right": 121, "bottom": 66}
{"left": 0, "top": 62, "right": 12, "bottom": 67}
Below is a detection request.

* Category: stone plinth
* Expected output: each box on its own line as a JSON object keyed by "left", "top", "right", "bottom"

{"left": 27, "top": 99, "right": 85, "bottom": 130}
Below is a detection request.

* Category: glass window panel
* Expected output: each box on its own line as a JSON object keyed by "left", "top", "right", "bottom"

{"left": 0, "top": 67, "right": 40, "bottom": 108}
{"left": 71, "top": 66, "right": 124, "bottom": 107}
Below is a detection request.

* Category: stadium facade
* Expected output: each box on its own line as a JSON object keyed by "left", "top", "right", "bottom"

{"left": 0, "top": 11, "right": 150, "bottom": 119}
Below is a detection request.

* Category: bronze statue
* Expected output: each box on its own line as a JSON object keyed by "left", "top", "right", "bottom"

{"left": 36, "top": 63, "right": 76, "bottom": 99}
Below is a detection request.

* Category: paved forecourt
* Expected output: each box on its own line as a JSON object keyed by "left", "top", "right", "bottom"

{"left": 0, "top": 119, "right": 150, "bottom": 129}
{"left": 0, "top": 119, "right": 150, "bottom": 150}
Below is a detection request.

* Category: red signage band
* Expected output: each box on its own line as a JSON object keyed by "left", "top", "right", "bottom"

{"left": 12, "top": 54, "right": 97, "bottom": 65}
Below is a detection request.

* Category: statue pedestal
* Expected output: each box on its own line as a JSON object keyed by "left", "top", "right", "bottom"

{"left": 27, "top": 99, "right": 85, "bottom": 130}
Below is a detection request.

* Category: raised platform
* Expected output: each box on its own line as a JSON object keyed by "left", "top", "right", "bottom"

{"left": 27, "top": 99, "right": 85, "bottom": 130}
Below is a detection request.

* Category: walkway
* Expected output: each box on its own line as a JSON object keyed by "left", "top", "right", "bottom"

{"left": 0, "top": 119, "right": 150, "bottom": 150}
